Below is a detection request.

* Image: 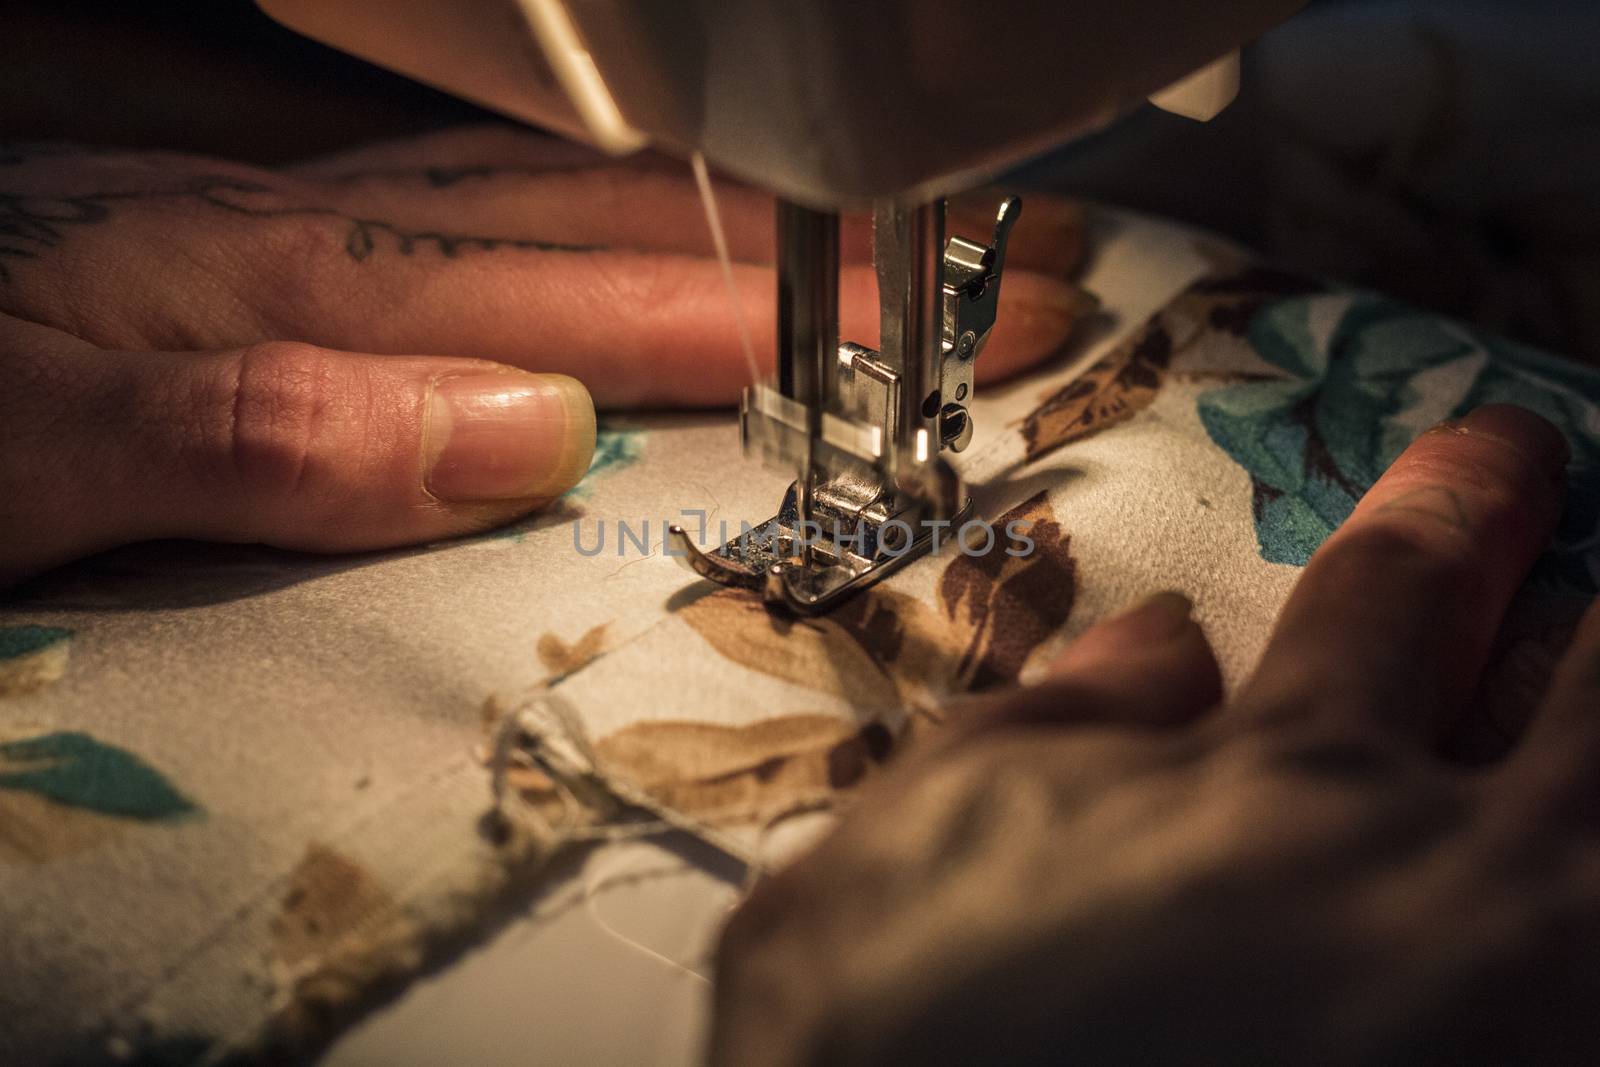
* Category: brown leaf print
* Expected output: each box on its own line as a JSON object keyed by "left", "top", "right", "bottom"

{"left": 1017, "top": 266, "right": 1330, "bottom": 464}
{"left": 1021, "top": 318, "right": 1172, "bottom": 461}
{"left": 601, "top": 716, "right": 893, "bottom": 820}
{"left": 267, "top": 843, "right": 421, "bottom": 1052}
{"left": 681, "top": 581, "right": 984, "bottom": 713}
{"left": 679, "top": 590, "right": 904, "bottom": 713}
{"left": 825, "top": 585, "right": 974, "bottom": 706}
{"left": 536, "top": 623, "right": 609, "bottom": 678}
{"left": 681, "top": 501, "right": 1077, "bottom": 704}
{"left": 272, "top": 843, "right": 397, "bottom": 971}
{"left": 0, "top": 791, "right": 125, "bottom": 864}
{"left": 510, "top": 715, "right": 897, "bottom": 825}
{"left": 939, "top": 492, "right": 1077, "bottom": 689}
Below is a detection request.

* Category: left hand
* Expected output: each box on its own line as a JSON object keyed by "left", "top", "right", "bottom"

{"left": 0, "top": 126, "right": 1089, "bottom": 585}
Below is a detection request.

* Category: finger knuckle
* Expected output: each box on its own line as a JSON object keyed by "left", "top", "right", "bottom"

{"left": 1222, "top": 722, "right": 1466, "bottom": 841}
{"left": 221, "top": 341, "right": 336, "bottom": 497}
{"left": 1316, "top": 518, "right": 1476, "bottom": 592}
{"left": 245, "top": 216, "right": 356, "bottom": 328}
{"left": 1246, "top": 717, "right": 1406, "bottom": 782}
{"left": 1441, "top": 464, "right": 1528, "bottom": 536}
{"left": 256, "top": 213, "right": 347, "bottom": 266}
{"left": 593, "top": 253, "right": 688, "bottom": 318}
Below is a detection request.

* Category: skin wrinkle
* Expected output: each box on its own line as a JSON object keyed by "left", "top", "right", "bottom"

{"left": 50, "top": 243, "right": 126, "bottom": 348}
{"left": 1382, "top": 449, "right": 1520, "bottom": 497}
{"left": 290, "top": 345, "right": 335, "bottom": 502}
{"left": 228, "top": 342, "right": 337, "bottom": 508}
{"left": 1425, "top": 421, "right": 1568, "bottom": 487}
{"left": 1372, "top": 485, "right": 1473, "bottom": 529}
{"left": 1372, "top": 479, "right": 1554, "bottom": 563}
{"left": 160, "top": 353, "right": 227, "bottom": 531}
{"left": 225, "top": 344, "right": 257, "bottom": 506}
{"left": 319, "top": 164, "right": 525, "bottom": 188}
{"left": 1353, "top": 431, "right": 1561, "bottom": 555}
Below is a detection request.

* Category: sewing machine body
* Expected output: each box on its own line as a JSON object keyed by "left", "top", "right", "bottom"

{"left": 259, "top": 0, "right": 1301, "bottom": 207}
{"left": 262, "top": 0, "right": 1305, "bottom": 612}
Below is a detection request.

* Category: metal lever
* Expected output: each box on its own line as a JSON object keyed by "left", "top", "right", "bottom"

{"left": 938, "top": 195, "right": 1020, "bottom": 452}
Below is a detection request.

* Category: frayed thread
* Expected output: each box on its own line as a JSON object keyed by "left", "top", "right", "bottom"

{"left": 487, "top": 692, "right": 763, "bottom": 870}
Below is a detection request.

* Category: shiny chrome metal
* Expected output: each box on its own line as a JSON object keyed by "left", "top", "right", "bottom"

{"left": 939, "top": 196, "right": 1019, "bottom": 452}
{"left": 677, "top": 193, "right": 1020, "bottom": 614}
{"left": 834, "top": 342, "right": 899, "bottom": 440}
{"left": 874, "top": 199, "right": 945, "bottom": 473}
{"left": 667, "top": 493, "right": 973, "bottom": 615}
{"left": 775, "top": 203, "right": 838, "bottom": 566}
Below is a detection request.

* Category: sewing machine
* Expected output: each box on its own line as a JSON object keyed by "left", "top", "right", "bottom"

{"left": 262, "top": 0, "right": 1305, "bottom": 613}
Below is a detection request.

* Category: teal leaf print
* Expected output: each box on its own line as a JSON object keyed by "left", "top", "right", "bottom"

{"left": 0, "top": 624, "right": 73, "bottom": 696}
{"left": 0, "top": 731, "right": 197, "bottom": 819}
{"left": 0, "top": 625, "right": 72, "bottom": 660}
{"left": 1198, "top": 285, "right": 1600, "bottom": 592}
{"left": 585, "top": 423, "right": 645, "bottom": 479}
{"left": 562, "top": 421, "right": 645, "bottom": 503}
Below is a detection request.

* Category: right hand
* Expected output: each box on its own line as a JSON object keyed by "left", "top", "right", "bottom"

{"left": 713, "top": 404, "right": 1600, "bottom": 1065}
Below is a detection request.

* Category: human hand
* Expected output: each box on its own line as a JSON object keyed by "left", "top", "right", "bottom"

{"left": 713, "top": 404, "right": 1600, "bottom": 1064}
{"left": 0, "top": 126, "right": 1089, "bottom": 586}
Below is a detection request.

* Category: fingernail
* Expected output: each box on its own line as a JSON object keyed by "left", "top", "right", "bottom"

{"left": 423, "top": 372, "right": 596, "bottom": 502}
{"left": 1452, "top": 404, "right": 1570, "bottom": 483}
{"left": 1112, "top": 591, "right": 1194, "bottom": 643}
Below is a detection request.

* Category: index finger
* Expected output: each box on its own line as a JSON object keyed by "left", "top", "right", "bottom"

{"left": 1233, "top": 404, "right": 1570, "bottom": 743}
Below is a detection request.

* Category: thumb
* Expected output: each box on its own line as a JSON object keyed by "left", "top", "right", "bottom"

{"left": 0, "top": 316, "right": 594, "bottom": 584}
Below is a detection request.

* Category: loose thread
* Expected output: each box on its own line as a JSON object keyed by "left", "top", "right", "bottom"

{"left": 486, "top": 691, "right": 764, "bottom": 871}
{"left": 691, "top": 151, "right": 762, "bottom": 386}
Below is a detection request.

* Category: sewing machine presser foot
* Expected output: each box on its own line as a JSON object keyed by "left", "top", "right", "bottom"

{"left": 667, "top": 485, "right": 974, "bottom": 615}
